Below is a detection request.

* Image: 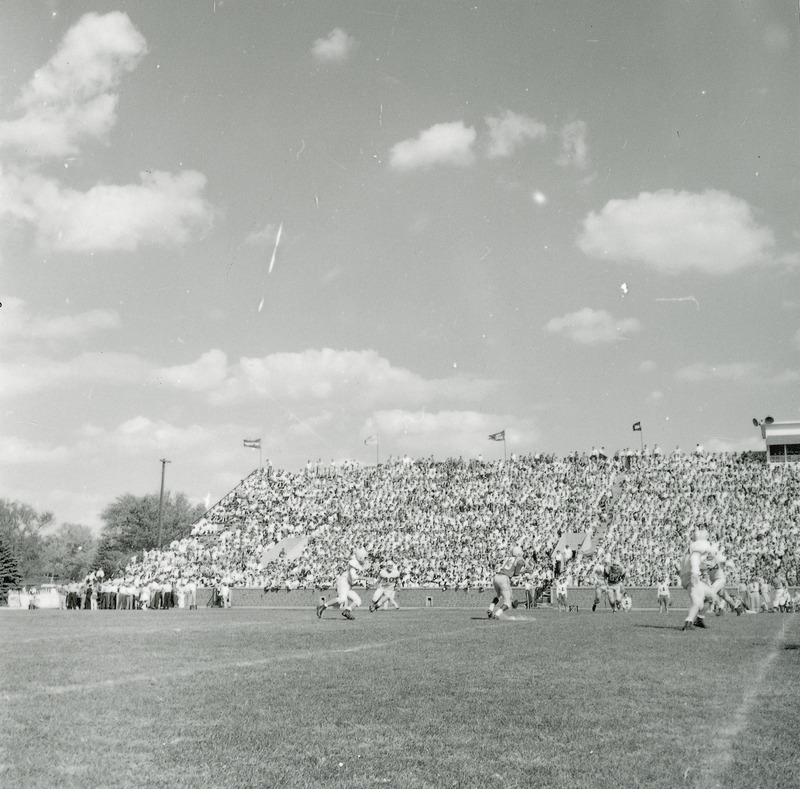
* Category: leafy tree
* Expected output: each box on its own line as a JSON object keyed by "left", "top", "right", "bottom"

{"left": 93, "top": 492, "right": 204, "bottom": 577}
{"left": 0, "top": 534, "right": 22, "bottom": 603}
{"left": 0, "top": 499, "right": 53, "bottom": 581}
{"left": 42, "top": 523, "right": 97, "bottom": 581}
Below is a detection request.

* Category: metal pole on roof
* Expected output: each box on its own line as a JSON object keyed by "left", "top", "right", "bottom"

{"left": 158, "top": 458, "right": 171, "bottom": 549}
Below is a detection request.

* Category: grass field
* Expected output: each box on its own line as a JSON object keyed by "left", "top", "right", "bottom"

{"left": 2, "top": 605, "right": 798, "bottom": 789}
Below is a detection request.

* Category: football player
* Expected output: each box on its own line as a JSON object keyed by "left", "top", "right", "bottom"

{"left": 369, "top": 558, "right": 401, "bottom": 612}
{"left": 603, "top": 556, "right": 626, "bottom": 612}
{"left": 487, "top": 546, "right": 527, "bottom": 619}
{"left": 706, "top": 543, "right": 745, "bottom": 615}
{"left": 316, "top": 548, "right": 368, "bottom": 620}
{"left": 591, "top": 554, "right": 607, "bottom": 612}
{"left": 680, "top": 528, "right": 715, "bottom": 631}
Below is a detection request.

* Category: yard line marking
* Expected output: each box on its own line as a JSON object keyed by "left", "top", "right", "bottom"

{"left": 699, "top": 615, "right": 794, "bottom": 789}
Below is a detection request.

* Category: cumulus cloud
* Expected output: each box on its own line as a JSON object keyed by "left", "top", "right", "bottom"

{"left": 0, "top": 14, "right": 213, "bottom": 255}
{"left": 0, "top": 296, "right": 119, "bottom": 349}
{"left": 155, "top": 349, "right": 228, "bottom": 392}
{"left": 311, "top": 28, "right": 357, "bottom": 63}
{"left": 389, "top": 121, "right": 476, "bottom": 171}
{"left": 544, "top": 308, "right": 642, "bottom": 345}
{"left": 556, "top": 120, "right": 588, "bottom": 169}
{"left": 4, "top": 169, "right": 213, "bottom": 252}
{"left": 578, "top": 189, "right": 776, "bottom": 275}
{"left": 0, "top": 12, "right": 147, "bottom": 157}
{"left": 210, "top": 348, "right": 497, "bottom": 405}
{"left": 0, "top": 435, "right": 70, "bottom": 465}
{"left": 485, "top": 110, "right": 546, "bottom": 159}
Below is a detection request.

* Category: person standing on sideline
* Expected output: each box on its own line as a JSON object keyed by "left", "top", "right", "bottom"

{"left": 487, "top": 546, "right": 528, "bottom": 620}
{"left": 317, "top": 548, "right": 368, "bottom": 620}
{"left": 657, "top": 578, "right": 671, "bottom": 613}
{"left": 555, "top": 576, "right": 568, "bottom": 612}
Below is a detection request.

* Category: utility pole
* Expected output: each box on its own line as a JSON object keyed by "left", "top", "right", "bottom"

{"left": 157, "top": 458, "right": 171, "bottom": 549}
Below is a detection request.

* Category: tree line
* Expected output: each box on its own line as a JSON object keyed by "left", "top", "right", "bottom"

{"left": 0, "top": 493, "right": 205, "bottom": 602}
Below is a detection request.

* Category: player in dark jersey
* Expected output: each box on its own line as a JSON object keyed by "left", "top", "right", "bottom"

{"left": 603, "top": 558, "right": 626, "bottom": 612}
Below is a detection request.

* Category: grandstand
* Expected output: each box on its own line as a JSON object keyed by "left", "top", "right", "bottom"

{"left": 124, "top": 451, "right": 800, "bottom": 592}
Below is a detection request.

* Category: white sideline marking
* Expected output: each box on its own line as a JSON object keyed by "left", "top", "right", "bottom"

{"left": 699, "top": 616, "right": 792, "bottom": 788}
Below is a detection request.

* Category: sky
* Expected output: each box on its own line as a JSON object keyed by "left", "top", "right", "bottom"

{"left": 1, "top": 1, "right": 798, "bottom": 533}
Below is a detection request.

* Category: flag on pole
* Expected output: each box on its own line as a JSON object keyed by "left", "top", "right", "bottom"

{"left": 632, "top": 422, "right": 642, "bottom": 432}
{"left": 243, "top": 438, "right": 261, "bottom": 449}
{"left": 364, "top": 435, "right": 378, "bottom": 445}
{"left": 488, "top": 430, "right": 505, "bottom": 441}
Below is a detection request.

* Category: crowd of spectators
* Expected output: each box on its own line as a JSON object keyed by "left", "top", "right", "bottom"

{"left": 107, "top": 449, "right": 799, "bottom": 597}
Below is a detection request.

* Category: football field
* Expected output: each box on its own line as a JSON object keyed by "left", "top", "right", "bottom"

{"left": 2, "top": 605, "right": 798, "bottom": 789}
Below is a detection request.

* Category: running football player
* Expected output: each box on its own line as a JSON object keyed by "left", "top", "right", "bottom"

{"left": 316, "top": 548, "right": 368, "bottom": 620}
{"left": 369, "top": 558, "right": 401, "bottom": 611}
{"left": 487, "top": 546, "right": 527, "bottom": 619}
{"left": 680, "top": 529, "right": 715, "bottom": 631}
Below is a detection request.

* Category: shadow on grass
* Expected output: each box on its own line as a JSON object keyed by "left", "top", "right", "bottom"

{"left": 784, "top": 644, "right": 799, "bottom": 650}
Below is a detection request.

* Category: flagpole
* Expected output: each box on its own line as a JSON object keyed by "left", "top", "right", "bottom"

{"left": 376, "top": 437, "right": 379, "bottom": 466}
{"left": 503, "top": 434, "right": 507, "bottom": 462}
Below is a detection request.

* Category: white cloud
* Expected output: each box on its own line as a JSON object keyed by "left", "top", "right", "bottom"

{"left": 389, "top": 122, "right": 476, "bottom": 171}
{"left": 485, "top": 110, "right": 546, "bottom": 159}
{"left": 0, "top": 435, "right": 70, "bottom": 465}
{"left": 578, "top": 189, "right": 776, "bottom": 275}
{"left": 639, "top": 360, "right": 657, "bottom": 373}
{"left": 544, "top": 308, "right": 642, "bottom": 345}
{"left": 0, "top": 14, "right": 213, "bottom": 255}
{"left": 155, "top": 349, "right": 228, "bottom": 392}
{"left": 556, "top": 120, "right": 588, "bottom": 169}
{"left": 311, "top": 28, "right": 357, "bottom": 63}
{"left": 0, "top": 296, "right": 119, "bottom": 349}
{"left": 675, "top": 362, "right": 759, "bottom": 382}
{"left": 0, "top": 351, "right": 151, "bottom": 398}
{"left": 0, "top": 12, "right": 147, "bottom": 157}
{"left": 11, "top": 169, "right": 213, "bottom": 252}
{"left": 210, "top": 348, "right": 497, "bottom": 406}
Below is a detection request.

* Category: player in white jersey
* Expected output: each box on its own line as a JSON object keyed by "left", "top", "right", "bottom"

{"left": 656, "top": 579, "right": 671, "bottom": 613}
{"left": 555, "top": 576, "right": 568, "bottom": 612}
{"left": 680, "top": 529, "right": 714, "bottom": 631}
{"left": 369, "top": 559, "right": 401, "bottom": 611}
{"left": 487, "top": 547, "right": 527, "bottom": 619}
{"left": 706, "top": 543, "right": 745, "bottom": 615}
{"left": 316, "top": 548, "right": 368, "bottom": 620}
{"left": 591, "top": 557, "right": 607, "bottom": 612}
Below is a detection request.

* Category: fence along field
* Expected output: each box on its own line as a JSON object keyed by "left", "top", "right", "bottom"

{"left": 2, "top": 606, "right": 798, "bottom": 789}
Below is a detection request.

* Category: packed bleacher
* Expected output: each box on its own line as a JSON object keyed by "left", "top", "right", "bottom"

{"left": 112, "top": 449, "right": 799, "bottom": 598}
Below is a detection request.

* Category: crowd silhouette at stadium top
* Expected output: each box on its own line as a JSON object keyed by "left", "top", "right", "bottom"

{"left": 88, "top": 446, "right": 800, "bottom": 604}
